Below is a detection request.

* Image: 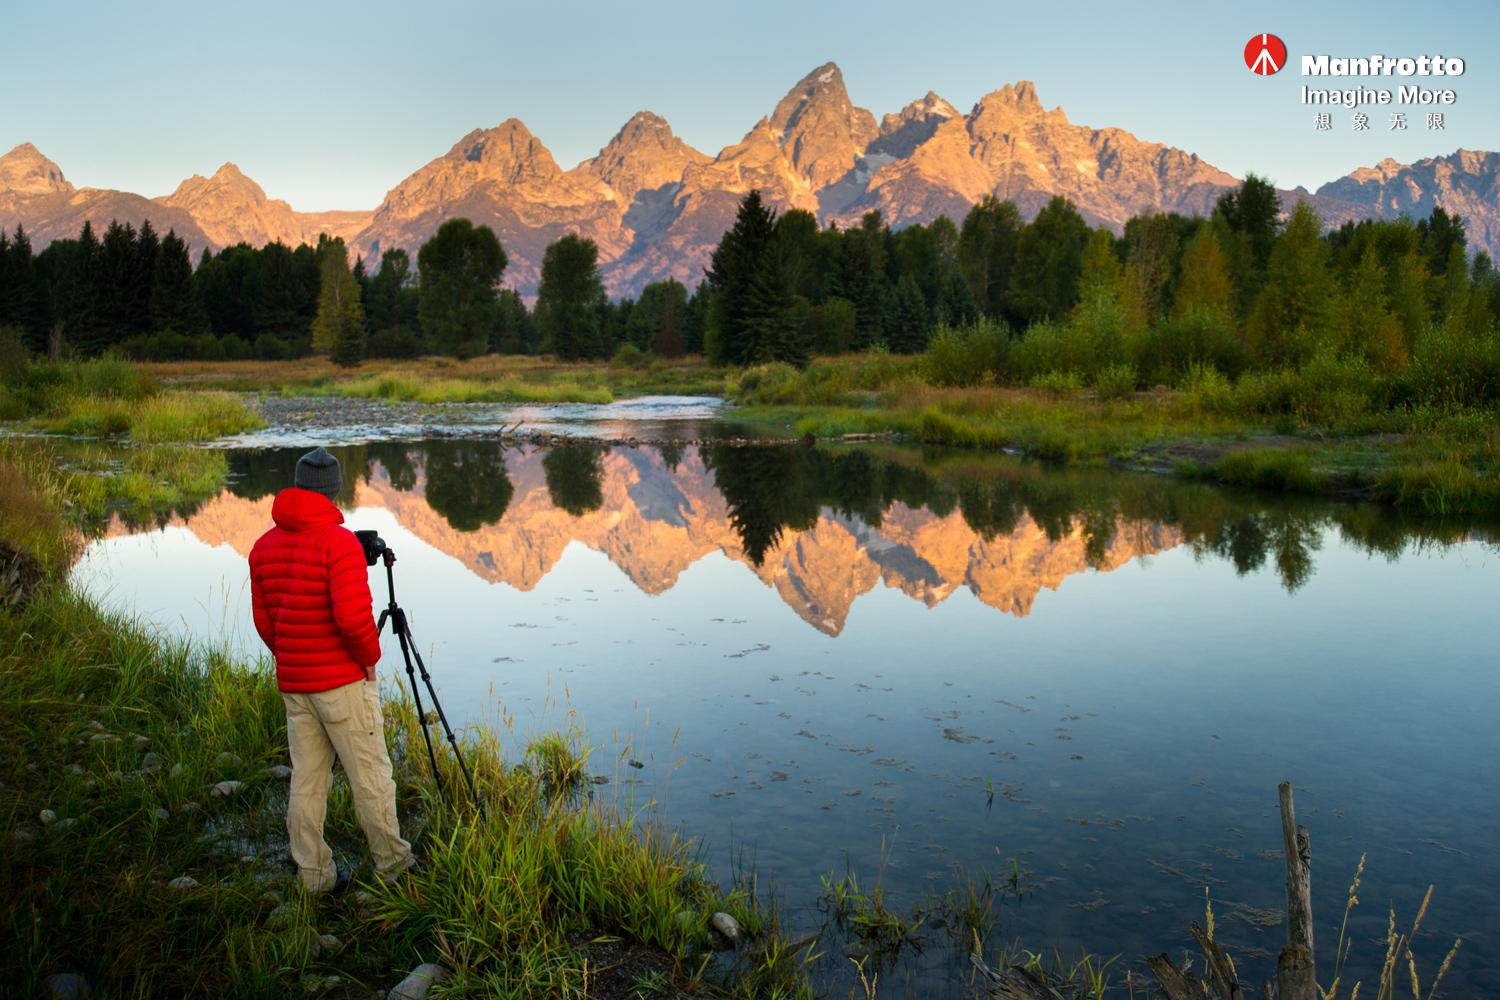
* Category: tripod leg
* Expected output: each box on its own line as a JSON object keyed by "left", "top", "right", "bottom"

{"left": 410, "top": 646, "right": 485, "bottom": 820}
{"left": 392, "top": 616, "right": 444, "bottom": 795}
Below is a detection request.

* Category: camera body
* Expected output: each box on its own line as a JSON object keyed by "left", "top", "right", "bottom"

{"left": 354, "top": 529, "right": 389, "bottom": 567}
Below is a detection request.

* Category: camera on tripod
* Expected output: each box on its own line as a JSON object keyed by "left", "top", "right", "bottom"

{"left": 355, "top": 529, "right": 389, "bottom": 567}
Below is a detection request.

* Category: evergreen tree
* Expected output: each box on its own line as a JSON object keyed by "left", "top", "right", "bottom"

{"left": 0, "top": 226, "right": 41, "bottom": 350}
{"left": 825, "top": 227, "right": 884, "bottom": 350}
{"left": 536, "top": 233, "right": 605, "bottom": 360}
{"left": 681, "top": 285, "right": 712, "bottom": 355}
{"left": 252, "top": 242, "right": 308, "bottom": 339}
{"left": 630, "top": 279, "right": 689, "bottom": 357}
{"left": 956, "top": 196, "right": 1022, "bottom": 318}
{"left": 776, "top": 208, "right": 823, "bottom": 301}
{"left": 935, "top": 266, "right": 981, "bottom": 329}
{"left": 134, "top": 219, "right": 160, "bottom": 334}
{"left": 1004, "top": 196, "right": 1090, "bottom": 324}
{"left": 365, "top": 247, "right": 419, "bottom": 339}
{"left": 1248, "top": 201, "right": 1336, "bottom": 366}
{"left": 1214, "top": 174, "right": 1282, "bottom": 313}
{"left": 493, "top": 288, "right": 535, "bottom": 354}
{"left": 743, "top": 237, "right": 807, "bottom": 367}
{"left": 92, "top": 219, "right": 138, "bottom": 352}
{"left": 1215, "top": 173, "right": 1282, "bottom": 272}
{"left": 417, "top": 218, "right": 508, "bottom": 356}
{"left": 885, "top": 273, "right": 931, "bottom": 353}
{"left": 704, "top": 190, "right": 777, "bottom": 365}
{"left": 149, "top": 230, "right": 207, "bottom": 333}
{"left": 311, "top": 240, "right": 366, "bottom": 365}
{"left": 41, "top": 222, "right": 101, "bottom": 356}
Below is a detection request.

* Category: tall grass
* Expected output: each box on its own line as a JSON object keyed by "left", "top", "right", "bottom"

{"left": 336, "top": 375, "right": 614, "bottom": 405}
{"left": 44, "top": 389, "right": 261, "bottom": 442}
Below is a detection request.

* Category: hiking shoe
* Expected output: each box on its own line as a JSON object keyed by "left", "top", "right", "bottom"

{"left": 326, "top": 867, "right": 352, "bottom": 896}
{"left": 381, "top": 855, "right": 431, "bottom": 886}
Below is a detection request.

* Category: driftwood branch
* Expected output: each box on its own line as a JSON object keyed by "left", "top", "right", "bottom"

{"left": 1189, "top": 922, "right": 1244, "bottom": 1000}
{"left": 969, "top": 951, "right": 1054, "bottom": 1000}
{"left": 1147, "top": 953, "right": 1211, "bottom": 1000}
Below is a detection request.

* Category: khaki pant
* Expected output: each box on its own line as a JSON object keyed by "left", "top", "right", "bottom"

{"left": 283, "top": 681, "right": 412, "bottom": 891}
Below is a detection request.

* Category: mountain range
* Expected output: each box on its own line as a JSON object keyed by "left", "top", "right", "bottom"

{"left": 4, "top": 62, "right": 1498, "bottom": 298}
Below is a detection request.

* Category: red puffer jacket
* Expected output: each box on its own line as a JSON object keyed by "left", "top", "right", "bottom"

{"left": 249, "top": 488, "right": 381, "bottom": 693}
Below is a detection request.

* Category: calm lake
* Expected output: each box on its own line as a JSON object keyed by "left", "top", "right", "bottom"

{"left": 73, "top": 430, "right": 1499, "bottom": 997}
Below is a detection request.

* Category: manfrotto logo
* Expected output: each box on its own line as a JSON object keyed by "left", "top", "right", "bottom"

{"left": 1245, "top": 34, "right": 1286, "bottom": 75}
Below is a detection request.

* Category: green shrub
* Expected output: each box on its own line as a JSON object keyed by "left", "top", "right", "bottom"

{"left": 1131, "top": 309, "right": 1248, "bottom": 385}
{"left": 1030, "top": 370, "right": 1085, "bottom": 397}
{"left": 1093, "top": 363, "right": 1137, "bottom": 400}
{"left": 1236, "top": 354, "right": 1380, "bottom": 426}
{"left": 1217, "top": 448, "right": 1328, "bottom": 494}
{"left": 254, "top": 334, "right": 292, "bottom": 361}
{"left": 1179, "top": 362, "right": 1236, "bottom": 415}
{"left": 610, "top": 343, "right": 650, "bottom": 369}
{"left": 917, "top": 321, "right": 1008, "bottom": 387}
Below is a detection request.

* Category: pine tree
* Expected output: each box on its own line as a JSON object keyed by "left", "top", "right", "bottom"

{"left": 133, "top": 219, "right": 160, "bottom": 336}
{"left": 744, "top": 238, "right": 806, "bottom": 367}
{"left": 311, "top": 241, "right": 366, "bottom": 365}
{"left": 705, "top": 190, "right": 777, "bottom": 365}
{"left": 536, "top": 233, "right": 605, "bottom": 361}
{"left": 91, "top": 219, "right": 139, "bottom": 353}
{"left": 150, "top": 230, "right": 207, "bottom": 333}
{"left": 885, "top": 273, "right": 931, "bottom": 353}
{"left": 935, "top": 267, "right": 981, "bottom": 330}
{"left": 1, "top": 226, "right": 41, "bottom": 349}
{"left": 252, "top": 242, "right": 307, "bottom": 338}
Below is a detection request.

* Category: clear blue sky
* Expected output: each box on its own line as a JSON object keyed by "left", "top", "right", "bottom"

{"left": 6, "top": 0, "right": 1497, "bottom": 211}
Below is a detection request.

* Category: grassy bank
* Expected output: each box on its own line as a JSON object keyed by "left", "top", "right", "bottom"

{"left": 724, "top": 340, "right": 1500, "bottom": 514}
{"left": 138, "top": 354, "right": 733, "bottom": 403}
{"left": 1, "top": 354, "right": 263, "bottom": 444}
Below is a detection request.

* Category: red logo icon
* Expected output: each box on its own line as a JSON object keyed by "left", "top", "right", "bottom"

{"left": 1245, "top": 33, "right": 1286, "bottom": 75}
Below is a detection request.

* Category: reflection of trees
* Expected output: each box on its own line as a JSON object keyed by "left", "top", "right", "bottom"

{"left": 704, "top": 446, "right": 821, "bottom": 565}
{"left": 657, "top": 440, "right": 685, "bottom": 472}
{"left": 366, "top": 443, "right": 419, "bottom": 492}
{"left": 423, "top": 441, "right": 514, "bottom": 532}
{"left": 228, "top": 445, "right": 368, "bottom": 508}
{"left": 543, "top": 445, "right": 606, "bottom": 518}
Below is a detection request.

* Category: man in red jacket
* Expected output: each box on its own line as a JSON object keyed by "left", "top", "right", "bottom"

{"left": 249, "top": 447, "right": 414, "bottom": 893}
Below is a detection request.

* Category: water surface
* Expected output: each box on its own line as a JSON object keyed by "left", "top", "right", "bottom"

{"left": 74, "top": 440, "right": 1499, "bottom": 997}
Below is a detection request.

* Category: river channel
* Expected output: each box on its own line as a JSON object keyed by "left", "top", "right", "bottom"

{"left": 72, "top": 417, "right": 1499, "bottom": 997}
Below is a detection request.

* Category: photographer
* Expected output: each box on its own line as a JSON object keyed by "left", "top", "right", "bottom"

{"left": 248, "top": 447, "right": 417, "bottom": 893}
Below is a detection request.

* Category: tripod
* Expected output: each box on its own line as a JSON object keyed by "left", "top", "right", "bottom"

{"left": 372, "top": 544, "right": 485, "bottom": 818}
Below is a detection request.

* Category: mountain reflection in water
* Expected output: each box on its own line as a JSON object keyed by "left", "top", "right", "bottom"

{"left": 96, "top": 441, "right": 1474, "bottom": 634}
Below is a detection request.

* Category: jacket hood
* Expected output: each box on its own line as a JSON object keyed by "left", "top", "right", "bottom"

{"left": 271, "top": 488, "right": 346, "bottom": 531}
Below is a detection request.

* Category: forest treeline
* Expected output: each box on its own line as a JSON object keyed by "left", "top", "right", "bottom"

{"left": 0, "top": 176, "right": 1497, "bottom": 386}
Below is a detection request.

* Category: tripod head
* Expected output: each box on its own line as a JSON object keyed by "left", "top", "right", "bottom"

{"left": 354, "top": 529, "right": 394, "bottom": 567}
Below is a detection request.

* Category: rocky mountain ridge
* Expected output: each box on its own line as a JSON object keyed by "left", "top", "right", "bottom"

{"left": 3, "top": 62, "right": 1496, "bottom": 295}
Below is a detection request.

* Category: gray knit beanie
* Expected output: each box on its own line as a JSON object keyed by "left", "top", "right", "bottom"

{"left": 294, "top": 447, "right": 342, "bottom": 502}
